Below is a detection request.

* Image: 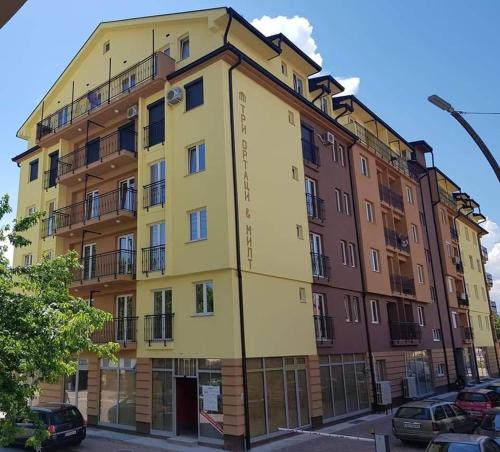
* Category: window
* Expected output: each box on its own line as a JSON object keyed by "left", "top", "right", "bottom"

{"left": 478, "top": 315, "right": 483, "bottom": 330}
{"left": 189, "top": 208, "right": 207, "bottom": 241}
{"left": 292, "top": 166, "right": 299, "bottom": 181}
{"left": 179, "top": 35, "right": 190, "bottom": 60}
{"left": 334, "top": 189, "right": 342, "bottom": 213}
{"left": 486, "top": 316, "right": 490, "bottom": 330}
{"left": 440, "top": 209, "right": 446, "bottom": 223}
{"left": 469, "top": 255, "right": 474, "bottom": 269}
{"left": 281, "top": 61, "right": 288, "bottom": 76}
{"left": 188, "top": 143, "right": 206, "bottom": 174}
{"left": 370, "top": 249, "right": 380, "bottom": 272}
{"left": 436, "top": 363, "right": 445, "bottom": 377}
{"left": 195, "top": 281, "right": 213, "bottom": 315}
{"left": 474, "top": 284, "right": 479, "bottom": 298}
{"left": 405, "top": 186, "right": 414, "bottom": 204}
{"left": 465, "top": 227, "right": 470, "bottom": 241}
{"left": 447, "top": 276, "right": 454, "bottom": 293}
{"left": 343, "top": 193, "right": 351, "bottom": 215}
{"left": 360, "top": 155, "right": 369, "bottom": 176}
{"left": 146, "top": 99, "right": 165, "bottom": 147}
{"left": 417, "top": 264, "right": 425, "bottom": 284}
{"left": 293, "top": 73, "right": 304, "bottom": 95}
{"left": 411, "top": 224, "right": 419, "bottom": 243}
{"left": 482, "top": 287, "right": 486, "bottom": 301}
{"left": 344, "top": 296, "right": 360, "bottom": 322}
{"left": 29, "top": 159, "right": 39, "bottom": 182}
{"left": 477, "top": 259, "right": 481, "bottom": 273}
{"left": 23, "top": 254, "right": 33, "bottom": 267}
{"left": 375, "top": 360, "right": 387, "bottom": 382}
{"left": 288, "top": 110, "right": 295, "bottom": 125}
{"left": 320, "top": 97, "right": 329, "bottom": 114}
{"left": 149, "top": 160, "right": 166, "bottom": 207}
{"left": 472, "top": 233, "right": 477, "bottom": 245}
{"left": 185, "top": 78, "right": 203, "bottom": 111}
{"left": 348, "top": 243, "right": 356, "bottom": 268}
{"left": 432, "top": 329, "right": 442, "bottom": 342}
{"left": 417, "top": 306, "right": 425, "bottom": 326}
{"left": 299, "top": 287, "right": 306, "bottom": 303}
{"left": 26, "top": 206, "right": 36, "bottom": 216}
{"left": 365, "top": 201, "right": 375, "bottom": 223}
{"left": 339, "top": 146, "right": 346, "bottom": 167}
{"left": 103, "top": 40, "right": 110, "bottom": 54}
{"left": 296, "top": 225, "right": 303, "bottom": 240}
{"left": 332, "top": 144, "right": 338, "bottom": 162}
{"left": 340, "top": 240, "right": 347, "bottom": 265}
{"left": 370, "top": 300, "right": 380, "bottom": 324}
{"left": 452, "top": 311, "right": 458, "bottom": 329}
{"left": 446, "top": 242, "right": 452, "bottom": 258}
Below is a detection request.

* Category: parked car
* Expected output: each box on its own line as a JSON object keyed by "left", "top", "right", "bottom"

{"left": 456, "top": 389, "right": 499, "bottom": 419}
{"left": 477, "top": 408, "right": 500, "bottom": 440}
{"left": 13, "top": 403, "right": 86, "bottom": 450}
{"left": 486, "top": 383, "right": 500, "bottom": 396}
{"left": 425, "top": 433, "right": 500, "bottom": 451}
{"left": 392, "top": 399, "right": 477, "bottom": 443}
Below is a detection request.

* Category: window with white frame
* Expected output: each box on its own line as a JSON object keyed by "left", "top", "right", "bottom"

{"left": 481, "top": 287, "right": 486, "bottom": 301}
{"left": 332, "top": 144, "right": 338, "bottom": 162}
{"left": 465, "top": 227, "right": 470, "bottom": 240}
{"left": 474, "top": 284, "right": 479, "bottom": 298}
{"left": 432, "top": 329, "right": 442, "bottom": 342}
{"left": 451, "top": 311, "right": 458, "bottom": 329}
{"left": 405, "top": 185, "right": 414, "bottom": 204}
{"left": 26, "top": 206, "right": 36, "bottom": 216}
{"left": 195, "top": 281, "right": 213, "bottom": 314}
{"left": 411, "top": 224, "right": 419, "bottom": 243}
{"left": 335, "top": 189, "right": 342, "bottom": 213}
{"left": 188, "top": 143, "right": 206, "bottom": 174}
{"left": 348, "top": 243, "right": 356, "bottom": 268}
{"left": 370, "top": 248, "right": 380, "bottom": 272}
{"left": 320, "top": 97, "right": 329, "bottom": 114}
{"left": 340, "top": 240, "right": 347, "bottom": 266}
{"left": 339, "top": 145, "right": 346, "bottom": 167}
{"left": 179, "top": 35, "right": 190, "bottom": 60}
{"left": 365, "top": 201, "right": 375, "bottom": 223}
{"left": 446, "top": 242, "right": 452, "bottom": 258}
{"left": 23, "top": 254, "right": 33, "bottom": 267}
{"left": 478, "top": 315, "right": 483, "bottom": 330}
{"left": 281, "top": 61, "right": 288, "bottom": 76}
{"left": 417, "top": 306, "right": 425, "bottom": 326}
{"left": 469, "top": 255, "right": 474, "bottom": 269}
{"left": 360, "top": 155, "right": 369, "bottom": 176}
{"left": 417, "top": 264, "right": 425, "bottom": 284}
{"left": 343, "top": 193, "right": 351, "bottom": 215}
{"left": 344, "top": 295, "right": 360, "bottom": 322}
{"left": 447, "top": 276, "right": 454, "bottom": 293}
{"left": 370, "top": 299, "right": 380, "bottom": 324}
{"left": 189, "top": 208, "right": 207, "bottom": 241}
{"left": 293, "top": 73, "right": 304, "bottom": 95}
{"left": 436, "top": 363, "right": 445, "bottom": 376}
{"left": 477, "top": 259, "right": 481, "bottom": 273}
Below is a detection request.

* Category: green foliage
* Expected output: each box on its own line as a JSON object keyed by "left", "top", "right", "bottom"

{"left": 0, "top": 194, "right": 119, "bottom": 448}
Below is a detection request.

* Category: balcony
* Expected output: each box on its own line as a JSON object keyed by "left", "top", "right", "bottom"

{"left": 379, "top": 184, "right": 404, "bottom": 211}
{"left": 45, "top": 187, "right": 137, "bottom": 237}
{"left": 314, "top": 315, "right": 334, "bottom": 344}
{"left": 453, "top": 257, "right": 464, "bottom": 274}
{"left": 56, "top": 129, "right": 137, "bottom": 185}
{"left": 461, "top": 326, "right": 473, "bottom": 344}
{"left": 143, "top": 120, "right": 165, "bottom": 148}
{"left": 450, "top": 227, "right": 459, "bottom": 241}
{"left": 142, "top": 245, "right": 165, "bottom": 275}
{"left": 306, "top": 193, "right": 325, "bottom": 222}
{"left": 390, "top": 275, "right": 416, "bottom": 296}
{"left": 311, "top": 252, "right": 330, "bottom": 281}
{"left": 384, "top": 228, "right": 410, "bottom": 253}
{"left": 302, "top": 139, "right": 320, "bottom": 166}
{"left": 439, "top": 189, "right": 457, "bottom": 210}
{"left": 92, "top": 317, "right": 137, "bottom": 348}
{"left": 72, "top": 250, "right": 135, "bottom": 289}
{"left": 487, "top": 273, "right": 494, "bottom": 289}
{"left": 481, "top": 246, "right": 489, "bottom": 263}
{"left": 457, "top": 292, "right": 469, "bottom": 307}
{"left": 389, "top": 321, "right": 421, "bottom": 346}
{"left": 144, "top": 314, "right": 175, "bottom": 346}
{"left": 143, "top": 180, "right": 165, "bottom": 210}
{"left": 36, "top": 52, "right": 175, "bottom": 147}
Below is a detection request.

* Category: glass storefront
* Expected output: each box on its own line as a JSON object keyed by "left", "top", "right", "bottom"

{"left": 99, "top": 358, "right": 136, "bottom": 427}
{"left": 319, "top": 354, "right": 369, "bottom": 421}
{"left": 152, "top": 359, "right": 173, "bottom": 432}
{"left": 64, "top": 358, "right": 88, "bottom": 419}
{"left": 247, "top": 356, "right": 310, "bottom": 439}
{"left": 405, "top": 350, "right": 433, "bottom": 396}
{"left": 198, "top": 359, "right": 223, "bottom": 441}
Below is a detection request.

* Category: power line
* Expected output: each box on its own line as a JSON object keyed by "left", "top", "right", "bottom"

{"left": 457, "top": 111, "right": 500, "bottom": 115}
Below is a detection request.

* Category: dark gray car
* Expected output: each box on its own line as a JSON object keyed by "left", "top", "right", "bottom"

{"left": 426, "top": 433, "right": 500, "bottom": 451}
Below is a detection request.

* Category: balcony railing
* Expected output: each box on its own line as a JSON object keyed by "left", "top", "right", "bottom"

{"left": 92, "top": 317, "right": 137, "bottom": 346}
{"left": 311, "top": 252, "right": 330, "bottom": 280}
{"left": 314, "top": 315, "right": 334, "bottom": 344}
{"left": 57, "top": 129, "right": 137, "bottom": 178}
{"left": 142, "top": 245, "right": 165, "bottom": 274}
{"left": 481, "top": 245, "right": 489, "bottom": 262}
{"left": 457, "top": 292, "right": 469, "bottom": 307}
{"left": 344, "top": 121, "right": 413, "bottom": 178}
{"left": 302, "top": 139, "right": 320, "bottom": 166}
{"left": 486, "top": 273, "right": 494, "bottom": 289}
{"left": 36, "top": 54, "right": 159, "bottom": 140}
{"left": 50, "top": 187, "right": 137, "bottom": 231}
{"left": 439, "top": 189, "right": 457, "bottom": 210}
{"left": 41, "top": 216, "right": 56, "bottom": 238}
{"left": 390, "top": 275, "right": 416, "bottom": 295}
{"left": 144, "top": 314, "right": 174, "bottom": 346}
{"left": 389, "top": 321, "right": 422, "bottom": 345}
{"left": 450, "top": 227, "right": 459, "bottom": 241}
{"left": 306, "top": 193, "right": 325, "bottom": 222}
{"left": 144, "top": 120, "right": 165, "bottom": 148}
{"left": 379, "top": 184, "right": 404, "bottom": 211}
{"left": 143, "top": 180, "right": 165, "bottom": 210}
{"left": 461, "top": 326, "right": 473, "bottom": 343}
{"left": 73, "top": 250, "right": 135, "bottom": 282}
{"left": 43, "top": 169, "right": 57, "bottom": 190}
{"left": 384, "top": 228, "right": 410, "bottom": 253}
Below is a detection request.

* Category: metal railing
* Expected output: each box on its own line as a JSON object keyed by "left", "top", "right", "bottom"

{"left": 390, "top": 275, "right": 416, "bottom": 295}
{"left": 43, "top": 169, "right": 57, "bottom": 189}
{"left": 481, "top": 245, "right": 489, "bottom": 262}
{"left": 143, "top": 120, "right": 165, "bottom": 148}
{"left": 314, "top": 315, "right": 334, "bottom": 343}
{"left": 144, "top": 314, "right": 174, "bottom": 345}
{"left": 311, "top": 252, "right": 330, "bottom": 280}
{"left": 450, "top": 227, "right": 459, "bottom": 241}
{"left": 457, "top": 292, "right": 469, "bottom": 307}
{"left": 384, "top": 228, "right": 410, "bottom": 253}
{"left": 49, "top": 187, "right": 137, "bottom": 230}
{"left": 389, "top": 321, "right": 421, "bottom": 345}
{"left": 306, "top": 193, "right": 325, "bottom": 221}
{"left": 379, "top": 184, "right": 404, "bottom": 211}
{"left": 36, "top": 53, "right": 158, "bottom": 140}
{"left": 57, "top": 129, "right": 137, "bottom": 178}
{"left": 486, "top": 272, "right": 494, "bottom": 288}
{"left": 302, "top": 139, "right": 320, "bottom": 166}
{"left": 73, "top": 250, "right": 136, "bottom": 282}
{"left": 439, "top": 189, "right": 457, "bottom": 210}
{"left": 142, "top": 245, "right": 165, "bottom": 274}
{"left": 92, "top": 317, "right": 138, "bottom": 345}
{"left": 461, "top": 326, "right": 473, "bottom": 342}
{"left": 41, "top": 216, "right": 56, "bottom": 238}
{"left": 143, "top": 180, "right": 165, "bottom": 210}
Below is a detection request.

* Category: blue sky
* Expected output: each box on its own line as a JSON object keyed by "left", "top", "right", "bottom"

{"left": 0, "top": 0, "right": 499, "bottom": 285}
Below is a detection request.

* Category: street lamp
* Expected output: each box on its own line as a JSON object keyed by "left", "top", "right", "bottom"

{"left": 428, "top": 95, "right": 500, "bottom": 182}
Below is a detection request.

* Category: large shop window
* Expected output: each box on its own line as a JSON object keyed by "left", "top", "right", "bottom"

{"left": 152, "top": 359, "right": 173, "bottom": 432}
{"left": 247, "top": 357, "right": 309, "bottom": 440}
{"left": 198, "top": 359, "right": 223, "bottom": 441}
{"left": 405, "top": 350, "right": 433, "bottom": 396}
{"left": 99, "top": 358, "right": 136, "bottom": 427}
{"left": 64, "top": 358, "right": 89, "bottom": 419}
{"left": 319, "top": 354, "right": 369, "bottom": 421}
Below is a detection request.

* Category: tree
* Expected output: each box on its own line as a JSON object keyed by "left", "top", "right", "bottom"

{"left": 0, "top": 194, "right": 118, "bottom": 448}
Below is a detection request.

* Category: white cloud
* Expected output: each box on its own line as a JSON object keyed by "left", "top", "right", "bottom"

{"left": 483, "top": 219, "right": 500, "bottom": 308}
{"left": 251, "top": 15, "right": 360, "bottom": 95}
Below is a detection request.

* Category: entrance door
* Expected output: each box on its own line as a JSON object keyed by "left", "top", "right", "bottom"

{"left": 150, "top": 160, "right": 166, "bottom": 206}
{"left": 119, "top": 178, "right": 135, "bottom": 211}
{"left": 116, "top": 295, "right": 133, "bottom": 341}
{"left": 48, "top": 151, "right": 59, "bottom": 188}
{"left": 310, "top": 233, "right": 324, "bottom": 277}
{"left": 82, "top": 244, "right": 96, "bottom": 280}
{"left": 153, "top": 289, "right": 172, "bottom": 340}
{"left": 305, "top": 177, "right": 317, "bottom": 218}
{"left": 86, "top": 138, "right": 101, "bottom": 165}
{"left": 176, "top": 378, "right": 198, "bottom": 437}
{"left": 117, "top": 234, "right": 134, "bottom": 275}
{"left": 119, "top": 122, "right": 136, "bottom": 152}
{"left": 313, "top": 293, "right": 328, "bottom": 340}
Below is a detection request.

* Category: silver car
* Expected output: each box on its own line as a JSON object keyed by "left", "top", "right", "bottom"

{"left": 426, "top": 434, "right": 500, "bottom": 451}
{"left": 393, "top": 399, "right": 477, "bottom": 443}
{"left": 477, "top": 408, "right": 500, "bottom": 440}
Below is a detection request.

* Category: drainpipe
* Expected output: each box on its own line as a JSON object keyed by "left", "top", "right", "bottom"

{"left": 345, "top": 139, "right": 378, "bottom": 410}
{"left": 417, "top": 172, "right": 451, "bottom": 389}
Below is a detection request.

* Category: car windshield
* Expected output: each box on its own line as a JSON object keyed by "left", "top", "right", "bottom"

{"left": 51, "top": 408, "right": 81, "bottom": 425}
{"left": 394, "top": 406, "right": 431, "bottom": 420}
{"left": 427, "top": 443, "right": 480, "bottom": 452}
{"left": 481, "top": 414, "right": 500, "bottom": 431}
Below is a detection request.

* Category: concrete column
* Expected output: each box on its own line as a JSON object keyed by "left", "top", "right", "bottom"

{"left": 136, "top": 357, "right": 152, "bottom": 434}
{"left": 222, "top": 358, "right": 245, "bottom": 451}
{"left": 307, "top": 354, "right": 323, "bottom": 429}
{"left": 86, "top": 354, "right": 100, "bottom": 426}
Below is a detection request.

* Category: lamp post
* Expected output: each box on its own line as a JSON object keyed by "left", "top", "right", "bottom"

{"left": 428, "top": 95, "right": 500, "bottom": 183}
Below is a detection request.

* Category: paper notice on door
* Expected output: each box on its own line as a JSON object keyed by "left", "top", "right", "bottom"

{"left": 202, "top": 385, "right": 220, "bottom": 412}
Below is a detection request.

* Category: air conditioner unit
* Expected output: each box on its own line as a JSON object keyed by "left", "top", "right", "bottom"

{"left": 166, "top": 87, "right": 183, "bottom": 105}
{"left": 127, "top": 105, "right": 138, "bottom": 119}
{"left": 403, "top": 377, "right": 418, "bottom": 399}
{"left": 321, "top": 132, "right": 335, "bottom": 145}
{"left": 376, "top": 381, "right": 392, "bottom": 406}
